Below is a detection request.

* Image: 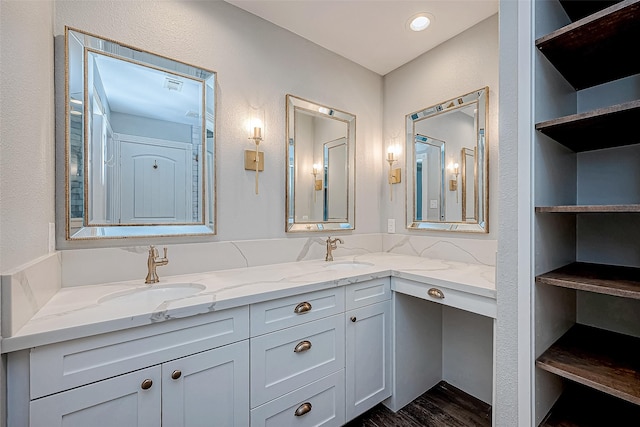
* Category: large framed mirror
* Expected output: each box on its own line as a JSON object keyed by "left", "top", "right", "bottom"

{"left": 406, "top": 87, "right": 488, "bottom": 232}
{"left": 285, "top": 95, "right": 355, "bottom": 232}
{"left": 62, "top": 27, "right": 216, "bottom": 240}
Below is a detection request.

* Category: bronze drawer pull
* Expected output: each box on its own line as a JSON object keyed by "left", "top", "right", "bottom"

{"left": 294, "top": 340, "right": 312, "bottom": 353}
{"left": 427, "top": 288, "right": 445, "bottom": 299}
{"left": 140, "top": 379, "right": 153, "bottom": 390}
{"left": 294, "top": 301, "right": 312, "bottom": 314}
{"left": 350, "top": 316, "right": 357, "bottom": 322}
{"left": 171, "top": 370, "right": 182, "bottom": 380}
{"left": 294, "top": 402, "right": 312, "bottom": 417}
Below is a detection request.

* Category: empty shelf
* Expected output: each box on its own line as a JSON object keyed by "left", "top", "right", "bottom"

{"left": 536, "top": 262, "right": 640, "bottom": 299}
{"left": 535, "top": 100, "right": 640, "bottom": 152}
{"left": 540, "top": 383, "right": 640, "bottom": 427}
{"left": 536, "top": 0, "right": 640, "bottom": 90}
{"left": 537, "top": 324, "right": 640, "bottom": 405}
{"left": 535, "top": 204, "right": 640, "bottom": 213}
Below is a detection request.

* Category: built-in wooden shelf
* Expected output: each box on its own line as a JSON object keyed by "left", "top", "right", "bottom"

{"left": 535, "top": 100, "right": 640, "bottom": 152}
{"left": 536, "top": 0, "right": 640, "bottom": 90}
{"left": 536, "top": 262, "right": 640, "bottom": 299}
{"left": 540, "top": 383, "right": 640, "bottom": 427}
{"left": 536, "top": 204, "right": 640, "bottom": 213}
{"left": 559, "top": 0, "right": 624, "bottom": 22}
{"left": 537, "top": 324, "right": 640, "bottom": 405}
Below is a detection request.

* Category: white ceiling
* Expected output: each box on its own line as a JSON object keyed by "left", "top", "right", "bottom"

{"left": 224, "top": 0, "right": 499, "bottom": 76}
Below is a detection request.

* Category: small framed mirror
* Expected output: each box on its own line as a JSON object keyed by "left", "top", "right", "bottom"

{"left": 406, "top": 87, "right": 488, "bottom": 232}
{"left": 285, "top": 95, "right": 356, "bottom": 232}
{"left": 62, "top": 27, "right": 216, "bottom": 240}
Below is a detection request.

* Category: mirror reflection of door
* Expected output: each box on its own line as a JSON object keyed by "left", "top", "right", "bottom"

{"left": 324, "top": 138, "right": 347, "bottom": 221}
{"left": 461, "top": 147, "right": 476, "bottom": 221}
{"left": 414, "top": 135, "right": 445, "bottom": 221}
{"left": 119, "top": 137, "right": 192, "bottom": 224}
{"left": 293, "top": 108, "right": 348, "bottom": 223}
{"left": 414, "top": 103, "right": 476, "bottom": 223}
{"left": 85, "top": 49, "right": 204, "bottom": 226}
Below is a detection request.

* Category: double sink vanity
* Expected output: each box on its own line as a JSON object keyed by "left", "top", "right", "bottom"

{"left": 4, "top": 250, "right": 495, "bottom": 426}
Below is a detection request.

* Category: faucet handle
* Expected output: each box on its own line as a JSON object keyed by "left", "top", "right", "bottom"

{"left": 163, "top": 247, "right": 168, "bottom": 258}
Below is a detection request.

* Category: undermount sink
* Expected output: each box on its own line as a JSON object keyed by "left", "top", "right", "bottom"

{"left": 323, "top": 261, "right": 374, "bottom": 270}
{"left": 98, "top": 283, "right": 206, "bottom": 306}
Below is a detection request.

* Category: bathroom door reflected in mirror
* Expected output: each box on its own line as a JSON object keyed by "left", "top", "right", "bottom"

{"left": 286, "top": 95, "right": 355, "bottom": 232}
{"left": 406, "top": 87, "right": 488, "bottom": 232}
{"left": 63, "top": 27, "right": 216, "bottom": 240}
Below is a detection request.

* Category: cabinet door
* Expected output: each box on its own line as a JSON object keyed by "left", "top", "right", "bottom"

{"left": 162, "top": 340, "right": 249, "bottom": 427}
{"left": 30, "top": 366, "right": 161, "bottom": 427}
{"left": 346, "top": 300, "right": 392, "bottom": 421}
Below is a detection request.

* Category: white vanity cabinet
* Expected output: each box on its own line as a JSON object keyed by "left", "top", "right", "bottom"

{"left": 8, "top": 306, "right": 250, "bottom": 427}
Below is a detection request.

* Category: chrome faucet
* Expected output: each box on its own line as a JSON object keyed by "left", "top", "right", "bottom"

{"left": 325, "top": 237, "right": 344, "bottom": 261}
{"left": 145, "top": 245, "right": 169, "bottom": 284}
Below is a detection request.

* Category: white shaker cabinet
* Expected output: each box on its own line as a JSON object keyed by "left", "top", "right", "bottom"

{"left": 30, "top": 341, "right": 249, "bottom": 427}
{"left": 9, "top": 307, "right": 249, "bottom": 427}
{"left": 345, "top": 280, "right": 392, "bottom": 421}
{"left": 30, "top": 365, "right": 162, "bottom": 427}
{"left": 161, "top": 340, "right": 249, "bottom": 427}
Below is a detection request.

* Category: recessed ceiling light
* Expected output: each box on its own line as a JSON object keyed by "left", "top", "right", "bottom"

{"left": 408, "top": 13, "right": 434, "bottom": 32}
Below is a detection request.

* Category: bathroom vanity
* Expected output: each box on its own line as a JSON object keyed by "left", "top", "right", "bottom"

{"left": 3, "top": 253, "right": 495, "bottom": 426}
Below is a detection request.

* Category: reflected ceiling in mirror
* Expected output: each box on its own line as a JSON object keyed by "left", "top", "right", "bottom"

{"left": 406, "top": 87, "right": 488, "bottom": 233}
{"left": 63, "top": 27, "right": 216, "bottom": 240}
{"left": 286, "top": 95, "right": 356, "bottom": 232}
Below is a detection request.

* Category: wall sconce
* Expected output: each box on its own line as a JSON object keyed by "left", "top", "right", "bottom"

{"left": 387, "top": 145, "right": 402, "bottom": 201}
{"left": 244, "top": 110, "right": 265, "bottom": 194}
{"left": 448, "top": 162, "right": 460, "bottom": 202}
{"left": 312, "top": 163, "right": 323, "bottom": 202}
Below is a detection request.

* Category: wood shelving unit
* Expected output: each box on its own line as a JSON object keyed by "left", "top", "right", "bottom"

{"left": 536, "top": 262, "right": 640, "bottom": 299}
{"left": 537, "top": 324, "right": 640, "bottom": 405}
{"left": 534, "top": 0, "right": 640, "bottom": 424}
{"left": 536, "top": 0, "right": 640, "bottom": 90}
{"left": 535, "top": 100, "right": 640, "bottom": 152}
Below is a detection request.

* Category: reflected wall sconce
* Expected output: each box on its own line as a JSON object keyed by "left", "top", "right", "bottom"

{"left": 448, "top": 162, "right": 460, "bottom": 202}
{"left": 387, "top": 144, "right": 402, "bottom": 201}
{"left": 244, "top": 110, "right": 265, "bottom": 194}
{"left": 312, "top": 163, "right": 323, "bottom": 202}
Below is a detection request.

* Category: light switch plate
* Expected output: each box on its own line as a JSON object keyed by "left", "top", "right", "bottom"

{"left": 387, "top": 219, "right": 396, "bottom": 233}
{"left": 429, "top": 199, "right": 438, "bottom": 209}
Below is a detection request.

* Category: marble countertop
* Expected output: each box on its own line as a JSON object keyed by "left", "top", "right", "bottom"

{"left": 1, "top": 253, "right": 495, "bottom": 353}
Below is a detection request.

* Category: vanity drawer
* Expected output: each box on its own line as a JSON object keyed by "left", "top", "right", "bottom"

{"left": 250, "top": 370, "right": 345, "bottom": 427}
{"left": 250, "top": 314, "right": 345, "bottom": 408}
{"left": 392, "top": 278, "right": 496, "bottom": 318}
{"left": 30, "top": 306, "right": 249, "bottom": 399}
{"left": 250, "top": 287, "right": 345, "bottom": 336}
{"left": 345, "top": 278, "right": 391, "bottom": 310}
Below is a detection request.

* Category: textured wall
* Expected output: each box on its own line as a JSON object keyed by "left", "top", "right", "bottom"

{"left": 382, "top": 14, "right": 499, "bottom": 241}
{"left": 0, "top": 1, "right": 55, "bottom": 274}
{"left": 52, "top": 0, "right": 383, "bottom": 249}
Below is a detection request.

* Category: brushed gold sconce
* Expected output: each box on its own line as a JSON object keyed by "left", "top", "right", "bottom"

{"left": 312, "top": 163, "right": 323, "bottom": 202}
{"left": 387, "top": 145, "right": 402, "bottom": 201}
{"left": 448, "top": 162, "right": 460, "bottom": 202}
{"left": 244, "top": 111, "right": 264, "bottom": 194}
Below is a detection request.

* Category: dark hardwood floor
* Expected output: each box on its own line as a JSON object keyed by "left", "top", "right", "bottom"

{"left": 345, "top": 381, "right": 491, "bottom": 427}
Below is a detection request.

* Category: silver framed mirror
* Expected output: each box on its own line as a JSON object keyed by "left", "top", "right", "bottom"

{"left": 285, "top": 95, "right": 355, "bottom": 232}
{"left": 62, "top": 27, "right": 216, "bottom": 240}
{"left": 406, "top": 87, "right": 488, "bottom": 233}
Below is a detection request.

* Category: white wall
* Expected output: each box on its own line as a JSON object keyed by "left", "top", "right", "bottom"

{"left": 383, "top": 14, "right": 498, "bottom": 240}
{"left": 52, "top": 0, "right": 383, "bottom": 248}
{"left": 0, "top": 1, "right": 56, "bottom": 275}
